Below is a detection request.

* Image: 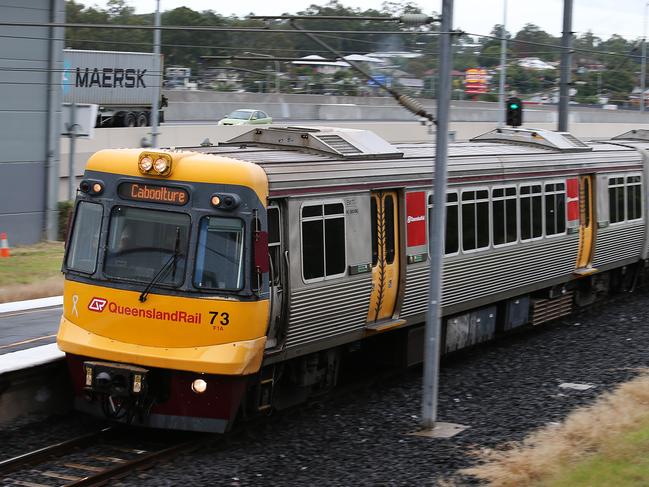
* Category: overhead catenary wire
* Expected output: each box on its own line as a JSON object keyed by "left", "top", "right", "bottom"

{"left": 0, "top": 19, "right": 640, "bottom": 99}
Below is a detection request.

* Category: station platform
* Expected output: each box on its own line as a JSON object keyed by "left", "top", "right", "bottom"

{"left": 0, "top": 296, "right": 65, "bottom": 375}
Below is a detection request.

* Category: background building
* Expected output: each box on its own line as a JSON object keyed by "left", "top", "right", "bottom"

{"left": 0, "top": 0, "right": 64, "bottom": 244}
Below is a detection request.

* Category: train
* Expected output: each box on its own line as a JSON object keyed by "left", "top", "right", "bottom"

{"left": 57, "top": 125, "right": 649, "bottom": 432}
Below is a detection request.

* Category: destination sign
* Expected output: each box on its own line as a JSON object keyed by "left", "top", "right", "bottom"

{"left": 118, "top": 182, "right": 188, "bottom": 205}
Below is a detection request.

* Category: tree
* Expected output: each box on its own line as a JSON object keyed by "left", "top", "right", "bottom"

{"left": 512, "top": 23, "right": 559, "bottom": 61}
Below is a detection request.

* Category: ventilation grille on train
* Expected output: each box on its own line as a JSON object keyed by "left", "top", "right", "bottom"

{"left": 315, "top": 134, "right": 363, "bottom": 154}
{"left": 530, "top": 292, "right": 573, "bottom": 326}
{"left": 471, "top": 127, "right": 592, "bottom": 152}
{"left": 220, "top": 126, "right": 404, "bottom": 159}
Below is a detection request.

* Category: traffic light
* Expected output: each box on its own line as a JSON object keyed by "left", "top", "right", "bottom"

{"left": 506, "top": 97, "right": 523, "bottom": 127}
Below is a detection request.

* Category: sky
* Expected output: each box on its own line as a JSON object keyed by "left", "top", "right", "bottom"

{"left": 87, "top": 1, "right": 647, "bottom": 41}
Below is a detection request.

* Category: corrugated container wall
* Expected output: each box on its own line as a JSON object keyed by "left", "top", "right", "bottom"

{"left": 0, "top": 0, "right": 64, "bottom": 244}
{"left": 63, "top": 49, "right": 161, "bottom": 106}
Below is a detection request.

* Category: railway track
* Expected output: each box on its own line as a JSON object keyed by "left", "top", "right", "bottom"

{"left": 0, "top": 426, "right": 204, "bottom": 486}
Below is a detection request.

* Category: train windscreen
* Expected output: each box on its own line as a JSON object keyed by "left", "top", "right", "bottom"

{"left": 104, "top": 206, "right": 190, "bottom": 286}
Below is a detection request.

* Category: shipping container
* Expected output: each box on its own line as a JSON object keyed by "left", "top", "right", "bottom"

{"left": 63, "top": 49, "right": 163, "bottom": 127}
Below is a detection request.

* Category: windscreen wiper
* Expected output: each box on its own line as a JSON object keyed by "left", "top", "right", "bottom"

{"left": 139, "top": 227, "right": 181, "bottom": 303}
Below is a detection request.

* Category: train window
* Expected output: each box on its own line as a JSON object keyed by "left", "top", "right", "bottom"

{"left": 544, "top": 183, "right": 566, "bottom": 236}
{"left": 66, "top": 201, "right": 103, "bottom": 274}
{"left": 445, "top": 192, "right": 459, "bottom": 254}
{"left": 325, "top": 203, "right": 344, "bottom": 215}
{"left": 105, "top": 206, "right": 190, "bottom": 286}
{"left": 268, "top": 208, "right": 280, "bottom": 245}
{"left": 610, "top": 175, "right": 643, "bottom": 223}
{"left": 492, "top": 186, "right": 518, "bottom": 246}
{"left": 301, "top": 202, "right": 346, "bottom": 282}
{"left": 194, "top": 217, "right": 245, "bottom": 290}
{"left": 461, "top": 189, "right": 490, "bottom": 251}
{"left": 626, "top": 175, "right": 642, "bottom": 221}
{"left": 608, "top": 177, "right": 625, "bottom": 224}
{"left": 385, "top": 195, "right": 396, "bottom": 264}
{"left": 520, "top": 184, "right": 543, "bottom": 241}
{"left": 268, "top": 207, "right": 281, "bottom": 286}
{"left": 302, "top": 205, "right": 323, "bottom": 218}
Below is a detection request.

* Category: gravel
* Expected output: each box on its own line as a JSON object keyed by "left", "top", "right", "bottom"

{"left": 5, "top": 291, "right": 649, "bottom": 486}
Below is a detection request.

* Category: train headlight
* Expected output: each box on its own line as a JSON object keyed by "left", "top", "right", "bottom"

{"left": 154, "top": 157, "right": 169, "bottom": 175}
{"left": 79, "top": 179, "right": 104, "bottom": 196}
{"left": 191, "top": 379, "right": 207, "bottom": 394}
{"left": 139, "top": 156, "right": 153, "bottom": 173}
{"left": 139, "top": 152, "right": 173, "bottom": 176}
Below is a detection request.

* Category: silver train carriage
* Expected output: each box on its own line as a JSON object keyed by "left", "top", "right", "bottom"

{"left": 182, "top": 126, "right": 649, "bottom": 391}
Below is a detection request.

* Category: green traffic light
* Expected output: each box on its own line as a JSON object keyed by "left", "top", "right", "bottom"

{"left": 509, "top": 103, "right": 519, "bottom": 109}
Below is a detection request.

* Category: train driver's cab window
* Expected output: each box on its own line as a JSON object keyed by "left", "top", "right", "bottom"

{"left": 104, "top": 206, "right": 190, "bottom": 286}
{"left": 194, "top": 217, "right": 245, "bottom": 290}
{"left": 610, "top": 175, "right": 642, "bottom": 223}
{"left": 104, "top": 206, "right": 189, "bottom": 286}
{"left": 544, "top": 182, "right": 566, "bottom": 236}
{"left": 66, "top": 201, "right": 103, "bottom": 274}
{"left": 461, "top": 189, "right": 489, "bottom": 251}
{"left": 301, "top": 202, "right": 346, "bottom": 282}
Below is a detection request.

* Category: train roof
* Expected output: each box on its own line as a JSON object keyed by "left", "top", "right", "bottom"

{"left": 180, "top": 126, "right": 644, "bottom": 197}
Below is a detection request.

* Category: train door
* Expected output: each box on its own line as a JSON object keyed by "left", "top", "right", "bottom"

{"left": 267, "top": 205, "right": 285, "bottom": 348}
{"left": 576, "top": 175, "right": 595, "bottom": 271}
{"left": 367, "top": 191, "right": 400, "bottom": 323}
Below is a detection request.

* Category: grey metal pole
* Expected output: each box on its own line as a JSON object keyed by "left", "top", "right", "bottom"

{"left": 275, "top": 61, "right": 280, "bottom": 93}
{"left": 641, "top": 3, "right": 648, "bottom": 112}
{"left": 44, "top": 0, "right": 63, "bottom": 241}
{"left": 422, "top": 0, "right": 453, "bottom": 430}
{"left": 558, "top": 0, "right": 573, "bottom": 132}
{"left": 68, "top": 103, "right": 77, "bottom": 201}
{"left": 149, "top": 0, "right": 161, "bottom": 147}
{"left": 497, "top": 0, "right": 508, "bottom": 127}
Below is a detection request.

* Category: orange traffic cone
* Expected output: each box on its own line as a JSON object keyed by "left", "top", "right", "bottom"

{"left": 0, "top": 232, "right": 10, "bottom": 258}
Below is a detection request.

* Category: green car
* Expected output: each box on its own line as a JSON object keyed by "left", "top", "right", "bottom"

{"left": 218, "top": 109, "right": 273, "bottom": 126}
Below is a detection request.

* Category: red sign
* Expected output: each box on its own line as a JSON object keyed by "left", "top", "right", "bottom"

{"left": 465, "top": 68, "right": 488, "bottom": 94}
{"left": 88, "top": 297, "right": 108, "bottom": 312}
{"left": 566, "top": 178, "right": 579, "bottom": 222}
{"left": 406, "top": 192, "right": 427, "bottom": 247}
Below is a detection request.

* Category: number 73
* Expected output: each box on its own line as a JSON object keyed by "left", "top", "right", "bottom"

{"left": 209, "top": 311, "right": 230, "bottom": 326}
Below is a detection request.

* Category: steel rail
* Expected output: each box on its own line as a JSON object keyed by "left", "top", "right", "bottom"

{"left": 66, "top": 438, "right": 203, "bottom": 487}
{"left": 0, "top": 427, "right": 115, "bottom": 475}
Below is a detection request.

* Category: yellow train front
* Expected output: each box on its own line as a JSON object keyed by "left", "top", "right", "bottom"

{"left": 57, "top": 148, "right": 271, "bottom": 432}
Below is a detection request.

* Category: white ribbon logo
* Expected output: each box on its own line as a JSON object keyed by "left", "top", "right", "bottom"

{"left": 71, "top": 294, "right": 79, "bottom": 317}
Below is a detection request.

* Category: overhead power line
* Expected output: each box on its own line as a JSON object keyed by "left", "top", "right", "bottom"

{"left": 0, "top": 21, "right": 438, "bottom": 35}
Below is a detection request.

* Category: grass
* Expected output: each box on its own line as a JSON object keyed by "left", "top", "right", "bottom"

{"left": 541, "top": 421, "right": 649, "bottom": 487}
{"left": 463, "top": 371, "right": 649, "bottom": 487}
{"left": 0, "top": 241, "right": 64, "bottom": 302}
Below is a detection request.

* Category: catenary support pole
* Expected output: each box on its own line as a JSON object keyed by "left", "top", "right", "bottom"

{"left": 44, "top": 0, "right": 63, "bottom": 241}
{"left": 497, "top": 0, "right": 508, "bottom": 127}
{"left": 67, "top": 103, "right": 77, "bottom": 201}
{"left": 641, "top": 2, "right": 649, "bottom": 112}
{"left": 422, "top": 0, "right": 453, "bottom": 430}
{"left": 558, "top": 0, "right": 573, "bottom": 132}
{"left": 149, "top": 0, "right": 161, "bottom": 148}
